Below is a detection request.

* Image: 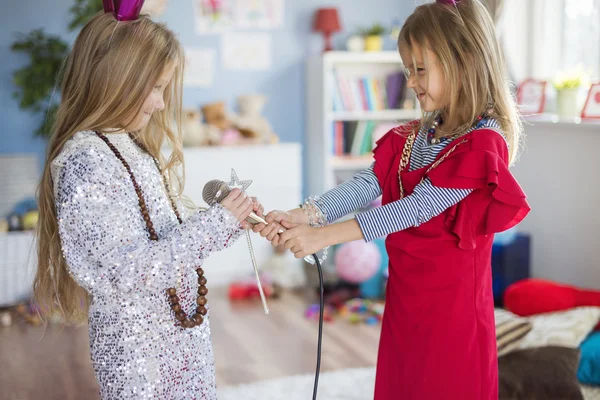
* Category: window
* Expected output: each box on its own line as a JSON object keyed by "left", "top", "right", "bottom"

{"left": 562, "top": 0, "right": 600, "bottom": 75}
{"left": 500, "top": 0, "right": 600, "bottom": 84}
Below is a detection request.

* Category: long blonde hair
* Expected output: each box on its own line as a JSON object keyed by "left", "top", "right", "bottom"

{"left": 399, "top": 0, "right": 522, "bottom": 164}
{"left": 34, "top": 12, "right": 185, "bottom": 323}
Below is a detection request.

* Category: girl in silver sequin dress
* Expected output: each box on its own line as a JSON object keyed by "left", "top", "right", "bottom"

{"left": 33, "top": 11, "right": 260, "bottom": 400}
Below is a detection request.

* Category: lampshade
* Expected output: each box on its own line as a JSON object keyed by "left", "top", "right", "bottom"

{"left": 313, "top": 8, "right": 341, "bottom": 34}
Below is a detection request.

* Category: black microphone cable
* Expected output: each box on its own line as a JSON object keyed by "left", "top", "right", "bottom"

{"left": 311, "top": 253, "right": 324, "bottom": 400}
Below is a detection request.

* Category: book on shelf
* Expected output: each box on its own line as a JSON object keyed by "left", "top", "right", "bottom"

{"left": 331, "top": 70, "right": 407, "bottom": 112}
{"left": 331, "top": 120, "right": 399, "bottom": 157}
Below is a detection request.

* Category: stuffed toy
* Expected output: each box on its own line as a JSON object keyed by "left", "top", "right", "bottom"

{"left": 182, "top": 108, "right": 221, "bottom": 147}
{"left": 504, "top": 278, "right": 600, "bottom": 330}
{"left": 230, "top": 94, "right": 279, "bottom": 144}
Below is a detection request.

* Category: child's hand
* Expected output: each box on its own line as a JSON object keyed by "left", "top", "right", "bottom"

{"left": 252, "top": 216, "right": 284, "bottom": 243}
{"left": 251, "top": 197, "right": 264, "bottom": 217}
{"left": 252, "top": 208, "right": 310, "bottom": 244}
{"left": 220, "top": 188, "right": 253, "bottom": 227}
{"left": 241, "top": 197, "right": 264, "bottom": 230}
{"left": 265, "top": 208, "right": 308, "bottom": 227}
{"left": 278, "top": 221, "right": 328, "bottom": 259}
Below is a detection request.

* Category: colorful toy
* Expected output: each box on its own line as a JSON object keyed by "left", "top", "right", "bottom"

{"left": 337, "top": 298, "right": 385, "bottom": 325}
{"left": 320, "top": 281, "right": 361, "bottom": 308}
{"left": 334, "top": 240, "right": 381, "bottom": 284}
{"left": 228, "top": 274, "right": 275, "bottom": 301}
{"left": 182, "top": 108, "right": 221, "bottom": 147}
{"left": 504, "top": 278, "right": 600, "bottom": 330}
{"left": 359, "top": 237, "right": 389, "bottom": 299}
{"left": 229, "top": 94, "right": 279, "bottom": 144}
{"left": 305, "top": 303, "right": 335, "bottom": 322}
{"left": 3, "top": 197, "right": 39, "bottom": 232}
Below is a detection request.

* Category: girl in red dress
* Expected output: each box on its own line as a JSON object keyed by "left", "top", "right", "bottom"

{"left": 256, "top": 0, "right": 530, "bottom": 398}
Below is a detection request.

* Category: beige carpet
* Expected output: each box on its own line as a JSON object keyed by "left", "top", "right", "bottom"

{"left": 219, "top": 367, "right": 600, "bottom": 400}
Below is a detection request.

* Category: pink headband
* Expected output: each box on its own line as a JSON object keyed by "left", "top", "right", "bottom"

{"left": 103, "top": 0, "right": 146, "bottom": 21}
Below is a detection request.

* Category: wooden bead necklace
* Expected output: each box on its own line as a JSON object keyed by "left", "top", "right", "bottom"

{"left": 95, "top": 131, "right": 207, "bottom": 329}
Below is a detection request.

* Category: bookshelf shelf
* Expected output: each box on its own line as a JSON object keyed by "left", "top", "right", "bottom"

{"left": 330, "top": 156, "right": 374, "bottom": 171}
{"left": 327, "top": 109, "right": 420, "bottom": 121}
{"left": 306, "top": 51, "right": 418, "bottom": 197}
{"left": 322, "top": 51, "right": 405, "bottom": 64}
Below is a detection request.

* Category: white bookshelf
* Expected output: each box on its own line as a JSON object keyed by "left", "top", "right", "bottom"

{"left": 305, "top": 51, "right": 420, "bottom": 197}
{"left": 327, "top": 109, "right": 419, "bottom": 121}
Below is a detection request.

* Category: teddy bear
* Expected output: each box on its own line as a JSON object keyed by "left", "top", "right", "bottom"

{"left": 202, "top": 101, "right": 246, "bottom": 145}
{"left": 182, "top": 108, "right": 221, "bottom": 147}
{"left": 230, "top": 94, "right": 279, "bottom": 144}
{"left": 202, "top": 101, "right": 231, "bottom": 131}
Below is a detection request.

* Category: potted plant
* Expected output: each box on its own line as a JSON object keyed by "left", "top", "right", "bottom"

{"left": 11, "top": 0, "right": 103, "bottom": 137}
{"left": 553, "top": 66, "right": 588, "bottom": 119}
{"left": 360, "top": 24, "right": 386, "bottom": 52}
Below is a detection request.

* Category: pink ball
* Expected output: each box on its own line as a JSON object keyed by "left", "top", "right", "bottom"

{"left": 335, "top": 240, "right": 381, "bottom": 283}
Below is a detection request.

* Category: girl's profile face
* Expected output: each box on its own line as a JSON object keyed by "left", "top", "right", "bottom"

{"left": 127, "top": 62, "right": 176, "bottom": 131}
{"left": 399, "top": 41, "right": 448, "bottom": 113}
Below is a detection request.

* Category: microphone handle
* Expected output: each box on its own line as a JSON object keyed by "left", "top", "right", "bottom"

{"left": 246, "top": 212, "right": 285, "bottom": 234}
{"left": 246, "top": 211, "right": 312, "bottom": 264}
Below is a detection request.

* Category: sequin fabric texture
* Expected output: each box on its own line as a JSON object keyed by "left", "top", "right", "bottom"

{"left": 51, "top": 131, "right": 244, "bottom": 399}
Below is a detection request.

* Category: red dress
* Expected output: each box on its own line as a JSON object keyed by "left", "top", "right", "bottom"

{"left": 372, "top": 124, "right": 530, "bottom": 400}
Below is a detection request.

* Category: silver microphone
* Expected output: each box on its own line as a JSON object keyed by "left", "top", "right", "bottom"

{"left": 202, "top": 179, "right": 283, "bottom": 229}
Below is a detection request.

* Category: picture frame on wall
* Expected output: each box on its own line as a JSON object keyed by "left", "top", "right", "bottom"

{"left": 517, "top": 79, "right": 547, "bottom": 116}
{"left": 581, "top": 82, "right": 600, "bottom": 119}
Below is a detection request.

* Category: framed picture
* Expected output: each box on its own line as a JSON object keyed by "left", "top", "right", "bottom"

{"left": 581, "top": 82, "right": 600, "bottom": 119}
{"left": 517, "top": 79, "right": 547, "bottom": 116}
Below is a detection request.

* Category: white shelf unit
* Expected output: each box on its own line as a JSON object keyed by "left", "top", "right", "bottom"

{"left": 305, "top": 51, "right": 421, "bottom": 197}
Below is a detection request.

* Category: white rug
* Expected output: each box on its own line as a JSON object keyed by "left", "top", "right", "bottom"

{"left": 219, "top": 367, "right": 600, "bottom": 400}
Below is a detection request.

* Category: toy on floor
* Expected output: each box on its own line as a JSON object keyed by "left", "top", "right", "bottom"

{"left": 504, "top": 278, "right": 600, "bottom": 330}
{"left": 304, "top": 296, "right": 385, "bottom": 326}
{"left": 305, "top": 303, "right": 335, "bottom": 322}
{"left": 0, "top": 302, "right": 43, "bottom": 327}
{"left": 338, "top": 298, "right": 384, "bottom": 325}
{"left": 228, "top": 273, "right": 277, "bottom": 301}
{"left": 320, "top": 281, "right": 361, "bottom": 308}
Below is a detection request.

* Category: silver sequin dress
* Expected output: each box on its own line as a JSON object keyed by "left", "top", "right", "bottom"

{"left": 52, "top": 131, "right": 244, "bottom": 399}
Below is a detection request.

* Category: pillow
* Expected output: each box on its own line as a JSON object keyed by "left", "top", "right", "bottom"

{"left": 504, "top": 279, "right": 600, "bottom": 331}
{"left": 578, "top": 331, "right": 600, "bottom": 385}
{"left": 517, "top": 307, "right": 600, "bottom": 350}
{"left": 495, "top": 309, "right": 533, "bottom": 356}
{"left": 499, "top": 346, "right": 584, "bottom": 400}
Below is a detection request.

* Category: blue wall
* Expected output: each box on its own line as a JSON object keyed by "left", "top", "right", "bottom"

{"left": 1, "top": 0, "right": 411, "bottom": 170}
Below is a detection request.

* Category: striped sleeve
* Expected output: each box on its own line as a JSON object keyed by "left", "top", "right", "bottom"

{"left": 355, "top": 177, "right": 472, "bottom": 242}
{"left": 316, "top": 163, "right": 382, "bottom": 223}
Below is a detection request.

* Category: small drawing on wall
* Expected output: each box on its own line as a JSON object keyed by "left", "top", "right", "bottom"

{"left": 233, "top": 0, "right": 284, "bottom": 29}
{"left": 221, "top": 33, "right": 272, "bottom": 70}
{"left": 193, "top": 0, "right": 234, "bottom": 35}
{"left": 183, "top": 48, "right": 215, "bottom": 87}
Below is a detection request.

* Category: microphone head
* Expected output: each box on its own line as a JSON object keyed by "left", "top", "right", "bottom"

{"left": 202, "top": 180, "right": 230, "bottom": 205}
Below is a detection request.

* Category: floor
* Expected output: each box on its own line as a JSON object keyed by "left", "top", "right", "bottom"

{"left": 0, "top": 288, "right": 381, "bottom": 400}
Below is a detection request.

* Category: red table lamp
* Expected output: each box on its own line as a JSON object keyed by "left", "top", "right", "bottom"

{"left": 313, "top": 8, "right": 341, "bottom": 52}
